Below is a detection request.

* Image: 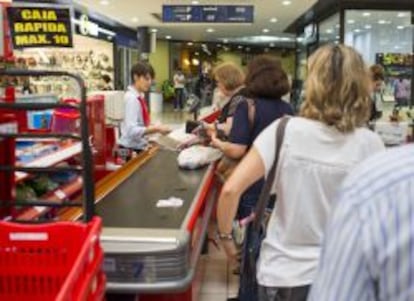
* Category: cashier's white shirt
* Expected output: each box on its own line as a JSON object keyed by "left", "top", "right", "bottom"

{"left": 254, "top": 117, "right": 385, "bottom": 288}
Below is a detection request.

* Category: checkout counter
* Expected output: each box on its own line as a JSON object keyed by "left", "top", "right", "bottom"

{"left": 60, "top": 147, "right": 218, "bottom": 300}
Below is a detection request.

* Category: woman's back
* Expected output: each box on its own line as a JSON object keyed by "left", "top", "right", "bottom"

{"left": 254, "top": 117, "right": 384, "bottom": 287}
{"left": 229, "top": 97, "right": 293, "bottom": 146}
{"left": 229, "top": 98, "right": 293, "bottom": 202}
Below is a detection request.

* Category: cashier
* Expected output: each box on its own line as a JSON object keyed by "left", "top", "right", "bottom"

{"left": 119, "top": 62, "right": 171, "bottom": 152}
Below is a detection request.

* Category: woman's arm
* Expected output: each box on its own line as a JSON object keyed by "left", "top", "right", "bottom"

{"left": 211, "top": 134, "right": 247, "bottom": 159}
{"left": 217, "top": 147, "right": 266, "bottom": 257}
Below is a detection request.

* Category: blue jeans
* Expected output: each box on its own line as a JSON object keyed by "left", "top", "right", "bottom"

{"left": 237, "top": 194, "right": 275, "bottom": 220}
{"left": 174, "top": 88, "right": 184, "bottom": 109}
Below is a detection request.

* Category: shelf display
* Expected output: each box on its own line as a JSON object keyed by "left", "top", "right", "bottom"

{"left": 15, "top": 140, "right": 82, "bottom": 182}
{"left": 13, "top": 34, "right": 114, "bottom": 96}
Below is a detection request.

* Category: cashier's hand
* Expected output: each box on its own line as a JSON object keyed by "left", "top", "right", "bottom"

{"left": 155, "top": 124, "right": 172, "bottom": 135}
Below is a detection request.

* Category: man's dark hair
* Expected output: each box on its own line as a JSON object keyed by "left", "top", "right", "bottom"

{"left": 244, "top": 55, "right": 290, "bottom": 99}
{"left": 130, "top": 61, "right": 155, "bottom": 81}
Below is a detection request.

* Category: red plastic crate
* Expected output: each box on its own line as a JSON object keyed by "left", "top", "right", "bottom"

{"left": 0, "top": 217, "right": 105, "bottom": 301}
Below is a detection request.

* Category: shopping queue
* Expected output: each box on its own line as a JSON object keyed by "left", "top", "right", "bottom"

{"left": 212, "top": 44, "right": 397, "bottom": 301}
{"left": 116, "top": 45, "right": 413, "bottom": 301}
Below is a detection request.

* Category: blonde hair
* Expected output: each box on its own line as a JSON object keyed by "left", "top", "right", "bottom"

{"left": 213, "top": 62, "right": 245, "bottom": 91}
{"left": 300, "top": 45, "right": 371, "bottom": 133}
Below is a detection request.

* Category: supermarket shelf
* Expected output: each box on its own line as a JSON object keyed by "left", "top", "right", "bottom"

{"left": 15, "top": 142, "right": 82, "bottom": 182}
{"left": 17, "top": 176, "right": 83, "bottom": 221}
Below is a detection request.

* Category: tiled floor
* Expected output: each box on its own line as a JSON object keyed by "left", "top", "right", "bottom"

{"left": 197, "top": 224, "right": 239, "bottom": 301}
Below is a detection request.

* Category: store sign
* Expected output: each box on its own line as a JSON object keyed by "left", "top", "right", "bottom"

{"left": 73, "top": 14, "right": 116, "bottom": 39}
{"left": 376, "top": 53, "right": 413, "bottom": 67}
{"left": 78, "top": 14, "right": 99, "bottom": 37}
{"left": 7, "top": 6, "right": 73, "bottom": 49}
{"left": 162, "top": 5, "right": 254, "bottom": 23}
{"left": 304, "top": 23, "right": 317, "bottom": 44}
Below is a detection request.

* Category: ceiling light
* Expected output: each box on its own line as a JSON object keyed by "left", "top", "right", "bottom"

{"left": 100, "top": 0, "right": 109, "bottom": 5}
{"left": 365, "top": 24, "right": 372, "bottom": 29}
{"left": 131, "top": 17, "right": 139, "bottom": 23}
{"left": 347, "top": 19, "right": 355, "bottom": 24}
{"left": 281, "top": 37, "right": 291, "bottom": 41}
{"left": 191, "top": 0, "right": 199, "bottom": 4}
{"left": 165, "top": 35, "right": 172, "bottom": 39}
{"left": 282, "top": 0, "right": 292, "bottom": 5}
{"left": 397, "top": 12, "right": 407, "bottom": 18}
{"left": 151, "top": 28, "right": 158, "bottom": 33}
{"left": 262, "top": 28, "right": 270, "bottom": 33}
{"left": 326, "top": 29, "right": 333, "bottom": 34}
{"left": 362, "top": 12, "right": 371, "bottom": 17}
{"left": 270, "top": 18, "right": 278, "bottom": 23}
{"left": 378, "top": 20, "right": 387, "bottom": 24}
{"left": 192, "top": 58, "right": 200, "bottom": 66}
{"left": 354, "top": 29, "right": 361, "bottom": 33}
{"left": 187, "top": 42, "right": 193, "bottom": 46}
{"left": 397, "top": 25, "right": 405, "bottom": 30}
{"left": 206, "top": 28, "right": 215, "bottom": 33}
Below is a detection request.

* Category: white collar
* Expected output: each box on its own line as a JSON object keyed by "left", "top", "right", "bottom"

{"left": 128, "top": 85, "right": 144, "bottom": 98}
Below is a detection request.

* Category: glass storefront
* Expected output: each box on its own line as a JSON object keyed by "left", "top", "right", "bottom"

{"left": 344, "top": 10, "right": 413, "bottom": 107}
{"left": 294, "top": 6, "right": 414, "bottom": 110}
{"left": 319, "top": 13, "right": 341, "bottom": 46}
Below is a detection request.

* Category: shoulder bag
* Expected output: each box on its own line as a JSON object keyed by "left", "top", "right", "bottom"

{"left": 239, "top": 116, "right": 290, "bottom": 301}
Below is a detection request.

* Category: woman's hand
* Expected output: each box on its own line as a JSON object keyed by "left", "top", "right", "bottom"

{"left": 221, "top": 239, "right": 239, "bottom": 264}
{"left": 210, "top": 132, "right": 224, "bottom": 150}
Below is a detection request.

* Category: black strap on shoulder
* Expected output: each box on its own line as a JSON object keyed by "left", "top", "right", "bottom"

{"left": 252, "top": 116, "right": 290, "bottom": 232}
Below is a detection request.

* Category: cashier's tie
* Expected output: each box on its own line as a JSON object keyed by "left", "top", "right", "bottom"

{"left": 138, "top": 96, "right": 151, "bottom": 127}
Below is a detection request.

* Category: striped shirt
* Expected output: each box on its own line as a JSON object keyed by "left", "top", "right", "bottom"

{"left": 309, "top": 145, "right": 414, "bottom": 301}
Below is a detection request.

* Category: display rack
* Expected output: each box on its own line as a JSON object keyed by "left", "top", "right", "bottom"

{"left": 0, "top": 69, "right": 95, "bottom": 222}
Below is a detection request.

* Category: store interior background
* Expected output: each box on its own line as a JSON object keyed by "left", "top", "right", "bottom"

{"left": 6, "top": 0, "right": 413, "bottom": 121}
{"left": 0, "top": 1, "right": 413, "bottom": 300}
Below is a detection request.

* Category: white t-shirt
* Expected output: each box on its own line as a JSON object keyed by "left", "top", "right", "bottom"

{"left": 173, "top": 73, "right": 185, "bottom": 89}
{"left": 254, "top": 117, "right": 385, "bottom": 287}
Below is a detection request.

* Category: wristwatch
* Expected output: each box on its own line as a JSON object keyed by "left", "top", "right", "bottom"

{"left": 216, "top": 231, "right": 233, "bottom": 241}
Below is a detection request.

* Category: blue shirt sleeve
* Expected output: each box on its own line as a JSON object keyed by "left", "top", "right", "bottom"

{"left": 228, "top": 101, "right": 251, "bottom": 146}
{"left": 309, "top": 193, "right": 374, "bottom": 301}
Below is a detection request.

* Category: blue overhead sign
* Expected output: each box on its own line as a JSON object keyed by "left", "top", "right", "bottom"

{"left": 162, "top": 5, "right": 254, "bottom": 23}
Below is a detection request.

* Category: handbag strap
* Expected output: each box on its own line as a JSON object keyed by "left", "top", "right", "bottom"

{"left": 252, "top": 116, "right": 290, "bottom": 232}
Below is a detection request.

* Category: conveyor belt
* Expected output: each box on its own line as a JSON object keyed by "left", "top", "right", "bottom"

{"left": 96, "top": 149, "right": 208, "bottom": 229}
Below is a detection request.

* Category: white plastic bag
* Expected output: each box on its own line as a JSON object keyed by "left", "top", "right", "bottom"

{"left": 177, "top": 145, "right": 222, "bottom": 169}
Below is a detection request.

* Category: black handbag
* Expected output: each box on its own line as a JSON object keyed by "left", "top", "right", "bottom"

{"left": 239, "top": 116, "right": 290, "bottom": 301}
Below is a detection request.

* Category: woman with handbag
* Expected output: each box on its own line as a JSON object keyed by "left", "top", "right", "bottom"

{"left": 216, "top": 45, "right": 386, "bottom": 301}
{"left": 200, "top": 62, "right": 246, "bottom": 138}
{"left": 211, "top": 55, "right": 294, "bottom": 221}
